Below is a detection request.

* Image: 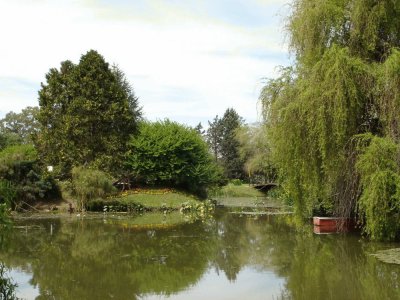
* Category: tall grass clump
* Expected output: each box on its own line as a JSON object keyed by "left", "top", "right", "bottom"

{"left": 71, "top": 166, "right": 115, "bottom": 211}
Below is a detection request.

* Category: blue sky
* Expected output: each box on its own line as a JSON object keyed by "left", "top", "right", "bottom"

{"left": 0, "top": 0, "right": 290, "bottom": 126}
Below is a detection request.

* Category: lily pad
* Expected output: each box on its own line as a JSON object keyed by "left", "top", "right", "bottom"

{"left": 371, "top": 248, "right": 400, "bottom": 265}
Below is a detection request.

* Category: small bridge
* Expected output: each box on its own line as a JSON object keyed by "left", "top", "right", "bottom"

{"left": 251, "top": 183, "right": 278, "bottom": 192}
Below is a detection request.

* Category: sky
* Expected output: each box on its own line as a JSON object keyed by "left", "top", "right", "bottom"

{"left": 0, "top": 0, "right": 290, "bottom": 127}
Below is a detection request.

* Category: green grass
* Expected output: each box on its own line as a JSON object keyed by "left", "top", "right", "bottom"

{"left": 119, "top": 193, "right": 199, "bottom": 208}
{"left": 209, "top": 183, "right": 266, "bottom": 198}
{"left": 87, "top": 188, "right": 201, "bottom": 212}
{"left": 87, "top": 185, "right": 268, "bottom": 212}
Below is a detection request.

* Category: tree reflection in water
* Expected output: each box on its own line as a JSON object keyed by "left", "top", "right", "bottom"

{"left": 0, "top": 212, "right": 399, "bottom": 300}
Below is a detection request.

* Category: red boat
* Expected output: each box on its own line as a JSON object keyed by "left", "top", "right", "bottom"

{"left": 313, "top": 217, "right": 353, "bottom": 234}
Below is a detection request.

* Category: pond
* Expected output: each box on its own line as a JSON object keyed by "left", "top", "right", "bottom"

{"left": 1, "top": 210, "right": 400, "bottom": 300}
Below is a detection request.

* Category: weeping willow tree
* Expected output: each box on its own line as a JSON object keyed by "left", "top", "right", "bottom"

{"left": 236, "top": 124, "right": 277, "bottom": 184}
{"left": 261, "top": 0, "right": 400, "bottom": 240}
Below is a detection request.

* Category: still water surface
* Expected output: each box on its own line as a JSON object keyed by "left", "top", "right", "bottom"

{"left": 1, "top": 211, "right": 400, "bottom": 300}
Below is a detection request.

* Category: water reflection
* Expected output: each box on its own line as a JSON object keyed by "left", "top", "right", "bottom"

{"left": 0, "top": 212, "right": 399, "bottom": 300}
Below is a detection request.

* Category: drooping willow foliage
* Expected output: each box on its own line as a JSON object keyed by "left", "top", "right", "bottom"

{"left": 356, "top": 133, "right": 400, "bottom": 241}
{"left": 261, "top": 0, "right": 400, "bottom": 240}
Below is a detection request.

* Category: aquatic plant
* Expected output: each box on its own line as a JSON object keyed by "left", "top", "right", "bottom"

{"left": 180, "top": 200, "right": 215, "bottom": 220}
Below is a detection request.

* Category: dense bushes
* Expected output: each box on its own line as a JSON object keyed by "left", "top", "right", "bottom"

{"left": 127, "top": 120, "right": 222, "bottom": 195}
{"left": 0, "top": 145, "right": 59, "bottom": 208}
{"left": 0, "top": 181, "right": 16, "bottom": 206}
{"left": 0, "top": 133, "right": 22, "bottom": 151}
{"left": 86, "top": 199, "right": 144, "bottom": 213}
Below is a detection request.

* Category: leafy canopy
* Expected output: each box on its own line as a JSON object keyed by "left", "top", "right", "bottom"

{"left": 36, "top": 50, "right": 141, "bottom": 177}
{"left": 127, "top": 120, "right": 221, "bottom": 195}
{"left": 0, "top": 106, "right": 40, "bottom": 145}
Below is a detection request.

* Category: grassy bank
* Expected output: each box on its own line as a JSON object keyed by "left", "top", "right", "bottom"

{"left": 87, "top": 188, "right": 203, "bottom": 212}
{"left": 35, "top": 185, "right": 272, "bottom": 213}
{"left": 209, "top": 183, "right": 266, "bottom": 198}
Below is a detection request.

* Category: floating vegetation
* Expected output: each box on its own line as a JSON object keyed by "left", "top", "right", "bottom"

{"left": 229, "top": 211, "right": 293, "bottom": 216}
{"left": 371, "top": 248, "right": 400, "bottom": 265}
{"left": 108, "top": 188, "right": 177, "bottom": 199}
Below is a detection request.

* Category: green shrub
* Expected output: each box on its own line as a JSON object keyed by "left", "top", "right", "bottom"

{"left": 0, "top": 203, "right": 12, "bottom": 229}
{"left": 0, "top": 180, "right": 15, "bottom": 228}
{"left": 267, "top": 186, "right": 293, "bottom": 207}
{"left": 127, "top": 120, "right": 222, "bottom": 195}
{"left": 230, "top": 179, "right": 242, "bottom": 186}
{"left": 0, "top": 132, "right": 22, "bottom": 151}
{"left": 0, "top": 144, "right": 37, "bottom": 174}
{"left": 58, "top": 180, "right": 73, "bottom": 201}
{"left": 0, "top": 180, "right": 16, "bottom": 206}
{"left": 86, "top": 199, "right": 146, "bottom": 213}
{"left": 0, "top": 145, "right": 59, "bottom": 207}
{"left": 71, "top": 166, "right": 115, "bottom": 211}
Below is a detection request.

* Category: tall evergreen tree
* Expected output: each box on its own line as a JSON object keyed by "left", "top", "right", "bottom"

{"left": 194, "top": 122, "right": 205, "bottom": 135}
{"left": 220, "top": 108, "right": 245, "bottom": 179}
{"left": 206, "top": 109, "right": 245, "bottom": 180}
{"left": 36, "top": 50, "right": 141, "bottom": 177}
{"left": 261, "top": 0, "right": 400, "bottom": 240}
{"left": 206, "top": 116, "right": 223, "bottom": 162}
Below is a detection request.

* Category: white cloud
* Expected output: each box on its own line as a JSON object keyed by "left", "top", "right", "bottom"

{"left": 0, "top": 0, "right": 290, "bottom": 125}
